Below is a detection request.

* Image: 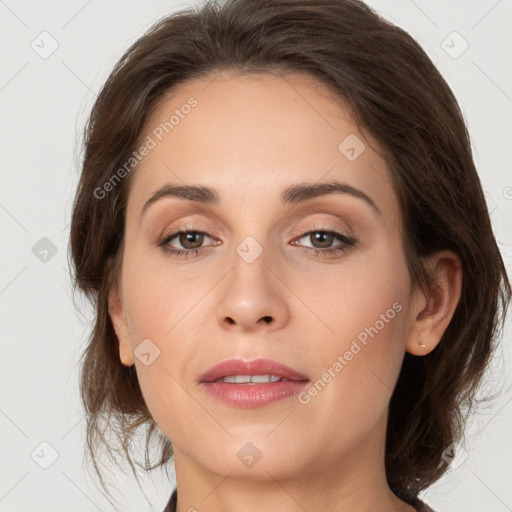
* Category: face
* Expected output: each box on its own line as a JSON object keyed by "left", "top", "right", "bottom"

{"left": 109, "top": 70, "right": 419, "bottom": 482}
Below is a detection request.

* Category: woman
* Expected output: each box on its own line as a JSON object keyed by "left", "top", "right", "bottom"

{"left": 69, "top": 0, "right": 511, "bottom": 511}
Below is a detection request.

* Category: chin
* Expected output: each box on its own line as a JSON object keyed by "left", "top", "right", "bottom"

{"left": 195, "top": 436, "right": 308, "bottom": 480}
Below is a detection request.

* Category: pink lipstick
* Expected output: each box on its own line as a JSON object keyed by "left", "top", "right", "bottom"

{"left": 198, "top": 358, "right": 309, "bottom": 408}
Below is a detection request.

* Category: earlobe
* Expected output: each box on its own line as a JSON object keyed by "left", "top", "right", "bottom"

{"left": 405, "top": 250, "right": 463, "bottom": 356}
{"left": 108, "top": 286, "right": 135, "bottom": 366}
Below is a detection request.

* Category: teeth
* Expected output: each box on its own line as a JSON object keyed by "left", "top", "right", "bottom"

{"left": 216, "top": 374, "right": 290, "bottom": 384}
{"left": 251, "top": 374, "right": 281, "bottom": 383}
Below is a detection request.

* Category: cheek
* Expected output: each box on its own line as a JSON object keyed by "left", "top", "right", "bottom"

{"left": 121, "top": 245, "right": 209, "bottom": 343}
{"left": 119, "top": 253, "right": 212, "bottom": 435}
{"left": 305, "top": 293, "right": 407, "bottom": 404}
{"left": 290, "top": 301, "right": 407, "bottom": 464}
{"left": 291, "top": 253, "right": 409, "bottom": 428}
{"left": 293, "top": 257, "right": 408, "bottom": 362}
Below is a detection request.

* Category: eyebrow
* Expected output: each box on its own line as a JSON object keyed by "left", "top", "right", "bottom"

{"left": 139, "top": 179, "right": 381, "bottom": 220}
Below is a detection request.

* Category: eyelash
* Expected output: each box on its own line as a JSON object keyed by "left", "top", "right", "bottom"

{"left": 158, "top": 224, "right": 358, "bottom": 259}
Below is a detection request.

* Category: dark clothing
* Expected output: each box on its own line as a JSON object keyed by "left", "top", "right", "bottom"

{"left": 162, "top": 489, "right": 176, "bottom": 512}
{"left": 410, "top": 496, "right": 437, "bottom": 511}
{"left": 162, "top": 489, "right": 437, "bottom": 511}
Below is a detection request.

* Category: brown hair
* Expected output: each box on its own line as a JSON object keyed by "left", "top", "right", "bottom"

{"left": 68, "top": 0, "right": 511, "bottom": 504}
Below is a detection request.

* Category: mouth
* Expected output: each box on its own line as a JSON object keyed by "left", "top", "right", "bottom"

{"left": 198, "top": 357, "right": 309, "bottom": 384}
{"left": 212, "top": 374, "right": 296, "bottom": 384}
{"left": 198, "top": 358, "right": 309, "bottom": 408}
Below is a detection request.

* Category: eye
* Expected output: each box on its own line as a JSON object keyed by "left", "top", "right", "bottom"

{"left": 158, "top": 225, "right": 219, "bottom": 258}
{"left": 167, "top": 230, "right": 209, "bottom": 250}
{"left": 291, "top": 227, "right": 357, "bottom": 257}
{"left": 157, "top": 225, "right": 357, "bottom": 259}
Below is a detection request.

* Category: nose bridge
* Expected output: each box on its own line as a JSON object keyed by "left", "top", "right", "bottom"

{"left": 215, "top": 229, "right": 290, "bottom": 331}
{"left": 223, "top": 201, "right": 275, "bottom": 271}
{"left": 229, "top": 231, "right": 274, "bottom": 298}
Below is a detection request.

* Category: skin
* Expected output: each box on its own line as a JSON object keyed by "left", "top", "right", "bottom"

{"left": 108, "top": 70, "right": 462, "bottom": 512}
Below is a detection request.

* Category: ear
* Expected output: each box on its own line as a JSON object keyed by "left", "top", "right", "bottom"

{"left": 108, "top": 283, "right": 135, "bottom": 367}
{"left": 405, "top": 250, "right": 463, "bottom": 356}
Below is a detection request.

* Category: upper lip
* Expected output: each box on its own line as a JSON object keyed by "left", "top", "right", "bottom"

{"left": 198, "top": 358, "right": 309, "bottom": 383}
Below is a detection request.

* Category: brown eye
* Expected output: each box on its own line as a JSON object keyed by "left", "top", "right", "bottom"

{"left": 292, "top": 228, "right": 358, "bottom": 258}
{"left": 307, "top": 231, "right": 335, "bottom": 249}
{"left": 176, "top": 232, "right": 205, "bottom": 250}
{"left": 159, "top": 228, "right": 216, "bottom": 256}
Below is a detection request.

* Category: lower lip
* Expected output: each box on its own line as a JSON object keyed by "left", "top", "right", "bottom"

{"left": 200, "top": 380, "right": 309, "bottom": 408}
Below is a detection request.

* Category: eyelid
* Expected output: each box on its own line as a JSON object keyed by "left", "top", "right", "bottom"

{"left": 160, "top": 221, "right": 216, "bottom": 237}
{"left": 295, "top": 222, "right": 352, "bottom": 237}
{"left": 295, "top": 214, "right": 358, "bottom": 242}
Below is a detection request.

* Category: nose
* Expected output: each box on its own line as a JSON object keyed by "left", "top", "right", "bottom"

{"left": 215, "top": 245, "right": 291, "bottom": 333}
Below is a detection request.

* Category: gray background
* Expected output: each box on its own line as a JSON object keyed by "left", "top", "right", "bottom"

{"left": 0, "top": 0, "right": 511, "bottom": 510}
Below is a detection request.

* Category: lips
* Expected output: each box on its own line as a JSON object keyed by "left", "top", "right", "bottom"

{"left": 198, "top": 358, "right": 309, "bottom": 383}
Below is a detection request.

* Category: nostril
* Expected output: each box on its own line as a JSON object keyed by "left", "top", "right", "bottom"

{"left": 262, "top": 316, "right": 272, "bottom": 323}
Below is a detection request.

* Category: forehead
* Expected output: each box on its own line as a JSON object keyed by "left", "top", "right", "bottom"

{"left": 126, "top": 70, "right": 396, "bottom": 220}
